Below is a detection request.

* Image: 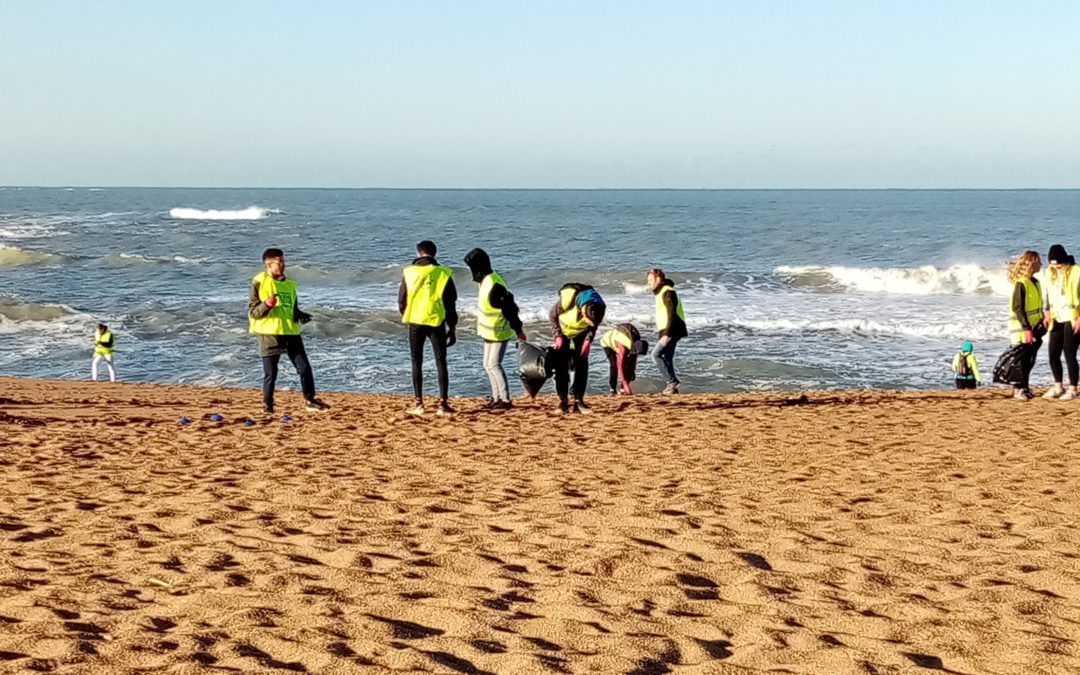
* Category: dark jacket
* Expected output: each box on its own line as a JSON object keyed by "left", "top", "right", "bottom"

{"left": 247, "top": 275, "right": 312, "bottom": 357}
{"left": 397, "top": 256, "right": 458, "bottom": 330}
{"left": 463, "top": 249, "right": 524, "bottom": 336}
{"left": 549, "top": 283, "right": 603, "bottom": 343}
{"left": 654, "top": 279, "right": 688, "bottom": 339}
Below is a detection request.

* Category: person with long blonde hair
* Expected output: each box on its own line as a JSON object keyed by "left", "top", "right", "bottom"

{"left": 1007, "top": 250, "right": 1045, "bottom": 399}
{"left": 1039, "top": 244, "right": 1080, "bottom": 399}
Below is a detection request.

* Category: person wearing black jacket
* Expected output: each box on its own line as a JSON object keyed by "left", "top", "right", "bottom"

{"left": 399, "top": 240, "right": 458, "bottom": 415}
{"left": 464, "top": 248, "right": 526, "bottom": 410}
{"left": 549, "top": 283, "right": 606, "bottom": 414}
{"left": 647, "top": 268, "right": 688, "bottom": 394}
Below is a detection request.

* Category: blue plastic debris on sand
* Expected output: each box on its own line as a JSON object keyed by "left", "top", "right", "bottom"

{"left": 209, "top": 413, "right": 224, "bottom": 422}
{"left": 243, "top": 419, "right": 255, "bottom": 426}
{"left": 179, "top": 417, "right": 191, "bottom": 425}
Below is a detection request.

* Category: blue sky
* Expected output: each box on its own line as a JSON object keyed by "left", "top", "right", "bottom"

{"left": 1, "top": 1, "right": 1078, "bottom": 188}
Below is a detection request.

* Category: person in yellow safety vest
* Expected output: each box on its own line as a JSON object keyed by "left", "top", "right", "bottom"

{"left": 647, "top": 268, "right": 688, "bottom": 394}
{"left": 1006, "top": 250, "right": 1045, "bottom": 400}
{"left": 548, "top": 283, "right": 606, "bottom": 414}
{"left": 399, "top": 240, "right": 459, "bottom": 416}
{"left": 952, "top": 341, "right": 981, "bottom": 390}
{"left": 248, "top": 247, "right": 330, "bottom": 414}
{"left": 599, "top": 323, "right": 649, "bottom": 395}
{"left": 1040, "top": 244, "right": 1080, "bottom": 399}
{"left": 91, "top": 323, "right": 117, "bottom": 382}
{"left": 464, "top": 248, "right": 526, "bottom": 410}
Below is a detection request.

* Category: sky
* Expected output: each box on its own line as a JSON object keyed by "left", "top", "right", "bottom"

{"left": 1, "top": 1, "right": 1078, "bottom": 188}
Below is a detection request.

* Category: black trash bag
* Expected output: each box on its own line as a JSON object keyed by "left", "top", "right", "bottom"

{"left": 518, "top": 341, "right": 556, "bottom": 397}
{"left": 993, "top": 343, "right": 1035, "bottom": 386}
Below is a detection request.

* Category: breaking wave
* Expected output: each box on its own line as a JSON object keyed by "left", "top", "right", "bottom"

{"left": 0, "top": 245, "right": 66, "bottom": 267}
{"left": 775, "top": 264, "right": 1012, "bottom": 296}
{"left": 169, "top": 206, "right": 279, "bottom": 220}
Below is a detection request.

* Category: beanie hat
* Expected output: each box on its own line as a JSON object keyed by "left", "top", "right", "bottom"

{"left": 962, "top": 341, "right": 973, "bottom": 353}
{"left": 1048, "top": 244, "right": 1069, "bottom": 264}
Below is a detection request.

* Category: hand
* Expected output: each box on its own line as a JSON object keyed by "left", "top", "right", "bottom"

{"left": 580, "top": 340, "right": 592, "bottom": 357}
{"left": 553, "top": 336, "right": 566, "bottom": 350}
{"left": 446, "top": 328, "right": 457, "bottom": 348}
{"left": 1073, "top": 319, "right": 1080, "bottom": 334}
{"left": 516, "top": 331, "right": 527, "bottom": 342}
{"left": 297, "top": 311, "right": 312, "bottom": 325}
{"left": 1044, "top": 311, "right": 1053, "bottom": 327}
{"left": 658, "top": 335, "right": 671, "bottom": 348}
{"left": 1023, "top": 329, "right": 1034, "bottom": 344}
{"left": 264, "top": 295, "right": 278, "bottom": 309}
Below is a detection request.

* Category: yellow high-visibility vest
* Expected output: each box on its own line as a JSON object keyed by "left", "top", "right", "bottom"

{"left": 402, "top": 264, "right": 452, "bottom": 326}
{"left": 477, "top": 272, "right": 515, "bottom": 341}
{"left": 249, "top": 272, "right": 301, "bottom": 336}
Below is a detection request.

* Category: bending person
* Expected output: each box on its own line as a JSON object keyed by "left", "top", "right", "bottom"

{"left": 647, "top": 268, "right": 688, "bottom": 394}
{"left": 248, "top": 248, "right": 329, "bottom": 413}
{"left": 600, "top": 323, "right": 648, "bottom": 395}
{"left": 91, "top": 323, "right": 117, "bottom": 382}
{"left": 549, "top": 283, "right": 606, "bottom": 414}
{"left": 1041, "top": 244, "right": 1080, "bottom": 399}
{"left": 464, "top": 248, "right": 526, "bottom": 410}
{"left": 399, "top": 240, "right": 458, "bottom": 416}
{"left": 1006, "top": 250, "right": 1045, "bottom": 400}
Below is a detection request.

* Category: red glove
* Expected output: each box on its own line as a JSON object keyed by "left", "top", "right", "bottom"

{"left": 265, "top": 295, "right": 278, "bottom": 309}
{"left": 580, "top": 340, "right": 592, "bottom": 357}
{"left": 553, "top": 336, "right": 566, "bottom": 350}
{"left": 517, "top": 331, "right": 527, "bottom": 342}
{"left": 1023, "top": 329, "right": 1034, "bottom": 344}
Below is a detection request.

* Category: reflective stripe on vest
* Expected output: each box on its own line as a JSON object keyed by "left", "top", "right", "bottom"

{"left": 1008, "top": 277, "right": 1043, "bottom": 345}
{"left": 477, "top": 272, "right": 515, "bottom": 341}
{"left": 94, "top": 330, "right": 115, "bottom": 355}
{"left": 1045, "top": 265, "right": 1080, "bottom": 324}
{"left": 249, "top": 272, "right": 301, "bottom": 336}
{"left": 558, "top": 286, "right": 591, "bottom": 338}
{"left": 600, "top": 327, "right": 633, "bottom": 351}
{"left": 402, "top": 264, "right": 452, "bottom": 326}
{"left": 655, "top": 286, "right": 686, "bottom": 332}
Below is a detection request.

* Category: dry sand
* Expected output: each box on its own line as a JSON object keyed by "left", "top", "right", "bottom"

{"left": 0, "top": 376, "right": 1078, "bottom": 674}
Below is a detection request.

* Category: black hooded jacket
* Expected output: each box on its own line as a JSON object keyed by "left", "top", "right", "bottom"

{"left": 463, "top": 249, "right": 524, "bottom": 336}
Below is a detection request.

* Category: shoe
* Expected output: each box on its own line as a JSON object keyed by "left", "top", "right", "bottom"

{"left": 1062, "top": 388, "right": 1078, "bottom": 400}
{"left": 557, "top": 401, "right": 570, "bottom": 414}
{"left": 482, "top": 398, "right": 497, "bottom": 409}
{"left": 1014, "top": 389, "right": 1034, "bottom": 400}
{"left": 436, "top": 401, "right": 454, "bottom": 417}
{"left": 304, "top": 398, "right": 330, "bottom": 412}
{"left": 406, "top": 404, "right": 425, "bottom": 416}
{"left": 491, "top": 400, "right": 513, "bottom": 410}
{"left": 263, "top": 405, "right": 274, "bottom": 414}
{"left": 662, "top": 383, "right": 680, "bottom": 395}
{"left": 574, "top": 399, "right": 592, "bottom": 414}
{"left": 608, "top": 389, "right": 617, "bottom": 396}
{"left": 569, "top": 403, "right": 582, "bottom": 414}
{"left": 1042, "top": 385, "right": 1063, "bottom": 399}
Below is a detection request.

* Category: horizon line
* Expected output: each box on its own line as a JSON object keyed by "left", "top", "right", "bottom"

{"left": 3, "top": 185, "right": 1080, "bottom": 191}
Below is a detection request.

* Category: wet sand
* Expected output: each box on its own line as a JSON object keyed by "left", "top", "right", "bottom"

{"left": 1, "top": 376, "right": 1078, "bottom": 674}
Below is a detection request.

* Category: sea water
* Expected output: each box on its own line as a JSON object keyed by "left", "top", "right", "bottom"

{"left": 1, "top": 188, "right": 1078, "bottom": 396}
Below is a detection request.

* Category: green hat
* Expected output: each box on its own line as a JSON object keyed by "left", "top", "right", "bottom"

{"left": 962, "top": 341, "right": 973, "bottom": 353}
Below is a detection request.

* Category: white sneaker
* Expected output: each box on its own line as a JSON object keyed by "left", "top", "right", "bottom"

{"left": 406, "top": 405, "right": 425, "bottom": 416}
{"left": 1042, "top": 385, "right": 1064, "bottom": 399}
{"left": 1061, "top": 388, "right": 1077, "bottom": 401}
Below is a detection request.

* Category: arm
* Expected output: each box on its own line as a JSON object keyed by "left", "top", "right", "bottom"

{"left": 1012, "top": 283, "right": 1031, "bottom": 330}
{"left": 616, "top": 345, "right": 632, "bottom": 393}
{"left": 97, "top": 335, "right": 114, "bottom": 349}
{"left": 249, "top": 280, "right": 272, "bottom": 319}
{"left": 293, "top": 298, "right": 312, "bottom": 324}
{"left": 398, "top": 278, "right": 408, "bottom": 316}
{"left": 443, "top": 277, "right": 458, "bottom": 330}
{"left": 970, "top": 355, "right": 981, "bottom": 383}
{"left": 549, "top": 302, "right": 564, "bottom": 338}
{"left": 952, "top": 353, "right": 961, "bottom": 374}
{"left": 489, "top": 284, "right": 525, "bottom": 334}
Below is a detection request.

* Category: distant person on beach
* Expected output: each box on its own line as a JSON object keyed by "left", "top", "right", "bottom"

{"left": 248, "top": 248, "right": 330, "bottom": 414}
{"left": 599, "top": 323, "right": 648, "bottom": 395}
{"left": 400, "top": 240, "right": 458, "bottom": 416}
{"left": 1007, "top": 250, "right": 1045, "bottom": 400}
{"left": 1040, "top": 244, "right": 1080, "bottom": 399}
{"left": 464, "top": 248, "right": 526, "bottom": 410}
{"left": 952, "top": 342, "right": 981, "bottom": 389}
{"left": 549, "top": 283, "right": 606, "bottom": 414}
{"left": 91, "top": 323, "right": 116, "bottom": 382}
{"left": 647, "top": 268, "right": 688, "bottom": 394}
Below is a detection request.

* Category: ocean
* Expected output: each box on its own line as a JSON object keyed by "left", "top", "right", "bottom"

{"left": 2, "top": 188, "right": 1078, "bottom": 397}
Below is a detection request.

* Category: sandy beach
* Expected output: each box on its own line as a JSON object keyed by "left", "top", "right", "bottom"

{"left": 1, "top": 376, "right": 1078, "bottom": 674}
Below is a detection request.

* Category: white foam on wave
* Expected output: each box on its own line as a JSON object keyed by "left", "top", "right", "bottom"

{"left": 732, "top": 317, "right": 1002, "bottom": 341}
{"left": 0, "top": 223, "right": 70, "bottom": 239}
{"left": 169, "top": 206, "right": 279, "bottom": 221}
{"left": 0, "top": 245, "right": 65, "bottom": 267}
{"left": 776, "top": 264, "right": 1012, "bottom": 296}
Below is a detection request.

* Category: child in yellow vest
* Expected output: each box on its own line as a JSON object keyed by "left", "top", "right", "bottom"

{"left": 952, "top": 342, "right": 980, "bottom": 389}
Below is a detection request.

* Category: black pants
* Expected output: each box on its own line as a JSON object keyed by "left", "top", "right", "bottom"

{"left": 409, "top": 324, "right": 448, "bottom": 402}
{"left": 603, "top": 348, "right": 638, "bottom": 392}
{"left": 1019, "top": 338, "right": 1043, "bottom": 390}
{"left": 554, "top": 334, "right": 590, "bottom": 404}
{"left": 262, "top": 339, "right": 315, "bottom": 408}
{"left": 1047, "top": 322, "right": 1079, "bottom": 386}
{"left": 955, "top": 378, "right": 977, "bottom": 390}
